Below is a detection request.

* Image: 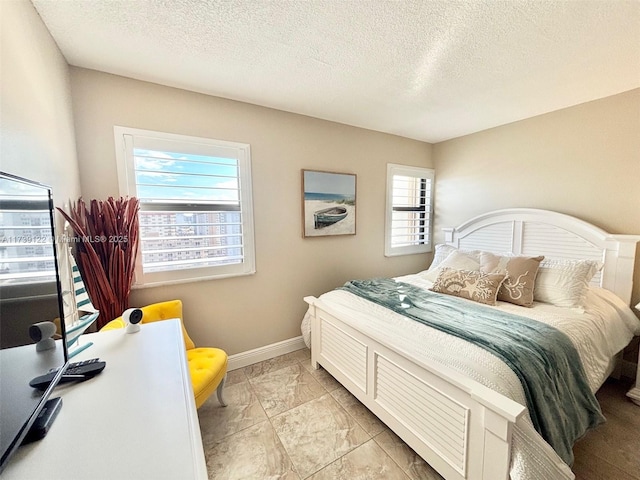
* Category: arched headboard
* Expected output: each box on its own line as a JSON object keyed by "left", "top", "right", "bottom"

{"left": 442, "top": 208, "right": 640, "bottom": 305}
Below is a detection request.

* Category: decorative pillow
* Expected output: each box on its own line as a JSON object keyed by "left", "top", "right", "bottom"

{"left": 428, "top": 244, "right": 458, "bottom": 270}
{"left": 427, "top": 244, "right": 482, "bottom": 271}
{"left": 534, "top": 259, "right": 603, "bottom": 309}
{"left": 479, "top": 253, "right": 544, "bottom": 307}
{"left": 422, "top": 249, "right": 482, "bottom": 282}
{"left": 431, "top": 267, "right": 507, "bottom": 306}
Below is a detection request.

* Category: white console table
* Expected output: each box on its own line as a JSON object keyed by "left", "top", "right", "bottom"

{"left": 3, "top": 320, "right": 207, "bottom": 479}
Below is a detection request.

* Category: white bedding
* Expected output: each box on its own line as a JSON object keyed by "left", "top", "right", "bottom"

{"left": 302, "top": 274, "right": 640, "bottom": 480}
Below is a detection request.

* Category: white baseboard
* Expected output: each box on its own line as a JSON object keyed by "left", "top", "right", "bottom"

{"left": 627, "top": 387, "right": 640, "bottom": 406}
{"left": 228, "top": 335, "right": 307, "bottom": 371}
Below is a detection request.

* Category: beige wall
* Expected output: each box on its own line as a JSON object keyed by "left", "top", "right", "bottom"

{"left": 1, "top": 0, "right": 81, "bottom": 305}
{"left": 0, "top": 0, "right": 81, "bottom": 207}
{"left": 69, "top": 68, "right": 432, "bottom": 354}
{"left": 432, "top": 88, "right": 640, "bottom": 330}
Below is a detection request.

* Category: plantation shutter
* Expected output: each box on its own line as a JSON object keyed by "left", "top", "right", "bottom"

{"left": 115, "top": 127, "right": 255, "bottom": 286}
{"left": 384, "top": 164, "right": 434, "bottom": 256}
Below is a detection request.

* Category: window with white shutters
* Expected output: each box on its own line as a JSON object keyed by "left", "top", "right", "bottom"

{"left": 384, "top": 164, "right": 434, "bottom": 256}
{"left": 114, "top": 127, "right": 255, "bottom": 286}
{"left": 0, "top": 201, "right": 56, "bottom": 286}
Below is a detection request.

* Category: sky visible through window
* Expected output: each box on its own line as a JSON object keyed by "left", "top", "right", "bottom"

{"left": 134, "top": 149, "right": 239, "bottom": 204}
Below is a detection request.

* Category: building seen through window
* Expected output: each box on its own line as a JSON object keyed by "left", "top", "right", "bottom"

{"left": 0, "top": 209, "right": 55, "bottom": 286}
{"left": 139, "top": 210, "right": 243, "bottom": 273}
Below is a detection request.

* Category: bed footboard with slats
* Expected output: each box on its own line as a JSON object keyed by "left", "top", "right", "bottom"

{"left": 304, "top": 296, "right": 525, "bottom": 480}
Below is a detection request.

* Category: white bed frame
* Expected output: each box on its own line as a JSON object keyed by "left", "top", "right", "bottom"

{"left": 304, "top": 208, "right": 639, "bottom": 480}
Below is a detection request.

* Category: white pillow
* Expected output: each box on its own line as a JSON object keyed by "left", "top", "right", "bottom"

{"left": 428, "top": 244, "right": 483, "bottom": 270}
{"left": 422, "top": 249, "right": 481, "bottom": 282}
{"left": 533, "top": 259, "right": 602, "bottom": 309}
{"left": 428, "top": 244, "right": 457, "bottom": 270}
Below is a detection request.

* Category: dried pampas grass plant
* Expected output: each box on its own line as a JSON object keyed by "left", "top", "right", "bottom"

{"left": 58, "top": 197, "right": 140, "bottom": 329}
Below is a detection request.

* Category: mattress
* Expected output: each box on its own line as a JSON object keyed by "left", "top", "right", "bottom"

{"left": 302, "top": 274, "right": 640, "bottom": 480}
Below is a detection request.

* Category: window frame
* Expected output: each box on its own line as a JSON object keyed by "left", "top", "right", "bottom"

{"left": 114, "top": 126, "right": 256, "bottom": 287}
{"left": 384, "top": 163, "right": 434, "bottom": 257}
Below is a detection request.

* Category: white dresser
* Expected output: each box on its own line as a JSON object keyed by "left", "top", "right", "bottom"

{"left": 3, "top": 319, "right": 207, "bottom": 479}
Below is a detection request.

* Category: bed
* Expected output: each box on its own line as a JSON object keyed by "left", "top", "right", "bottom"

{"left": 303, "top": 208, "right": 640, "bottom": 480}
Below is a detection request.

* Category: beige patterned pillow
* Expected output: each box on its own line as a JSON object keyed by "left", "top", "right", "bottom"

{"left": 431, "top": 267, "right": 507, "bottom": 306}
{"left": 480, "top": 253, "right": 544, "bottom": 307}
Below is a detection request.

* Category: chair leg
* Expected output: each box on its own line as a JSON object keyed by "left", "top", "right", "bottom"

{"left": 216, "top": 375, "right": 227, "bottom": 407}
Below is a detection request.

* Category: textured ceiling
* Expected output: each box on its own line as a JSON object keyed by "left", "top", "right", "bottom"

{"left": 32, "top": 0, "right": 640, "bottom": 143}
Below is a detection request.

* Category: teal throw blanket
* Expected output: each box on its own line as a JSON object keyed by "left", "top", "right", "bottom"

{"left": 340, "top": 278, "right": 605, "bottom": 466}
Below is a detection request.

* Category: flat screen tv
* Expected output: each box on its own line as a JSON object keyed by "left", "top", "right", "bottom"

{"left": 0, "top": 172, "right": 69, "bottom": 473}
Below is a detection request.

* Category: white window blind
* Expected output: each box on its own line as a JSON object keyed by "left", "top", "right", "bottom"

{"left": 384, "top": 164, "right": 434, "bottom": 257}
{"left": 114, "top": 127, "right": 255, "bottom": 286}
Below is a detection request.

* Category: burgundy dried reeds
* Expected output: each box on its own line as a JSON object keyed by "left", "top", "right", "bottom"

{"left": 58, "top": 197, "right": 140, "bottom": 329}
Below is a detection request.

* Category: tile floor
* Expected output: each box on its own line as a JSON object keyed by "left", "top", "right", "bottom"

{"left": 198, "top": 348, "right": 639, "bottom": 480}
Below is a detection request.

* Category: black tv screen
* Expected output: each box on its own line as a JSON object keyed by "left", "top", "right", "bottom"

{"left": 0, "top": 172, "right": 69, "bottom": 473}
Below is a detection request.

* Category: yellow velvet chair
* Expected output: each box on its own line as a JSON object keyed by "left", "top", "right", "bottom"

{"left": 101, "top": 300, "right": 228, "bottom": 409}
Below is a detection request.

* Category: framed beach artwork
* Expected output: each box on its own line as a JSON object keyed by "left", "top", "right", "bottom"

{"left": 302, "top": 170, "right": 356, "bottom": 237}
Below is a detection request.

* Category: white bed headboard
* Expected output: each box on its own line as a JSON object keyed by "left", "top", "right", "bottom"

{"left": 442, "top": 208, "right": 640, "bottom": 305}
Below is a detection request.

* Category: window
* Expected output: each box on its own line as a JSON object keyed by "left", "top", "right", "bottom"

{"left": 0, "top": 206, "right": 56, "bottom": 285}
{"left": 384, "top": 164, "right": 434, "bottom": 257}
{"left": 114, "top": 126, "right": 255, "bottom": 286}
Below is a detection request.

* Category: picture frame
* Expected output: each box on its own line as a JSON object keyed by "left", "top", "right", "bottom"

{"left": 302, "top": 170, "right": 356, "bottom": 237}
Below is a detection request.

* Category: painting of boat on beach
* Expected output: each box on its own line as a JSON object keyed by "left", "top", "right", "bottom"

{"left": 302, "top": 170, "right": 356, "bottom": 237}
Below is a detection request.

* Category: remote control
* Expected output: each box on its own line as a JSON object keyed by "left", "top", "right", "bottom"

{"left": 30, "top": 359, "right": 106, "bottom": 390}
{"left": 48, "top": 357, "right": 101, "bottom": 373}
